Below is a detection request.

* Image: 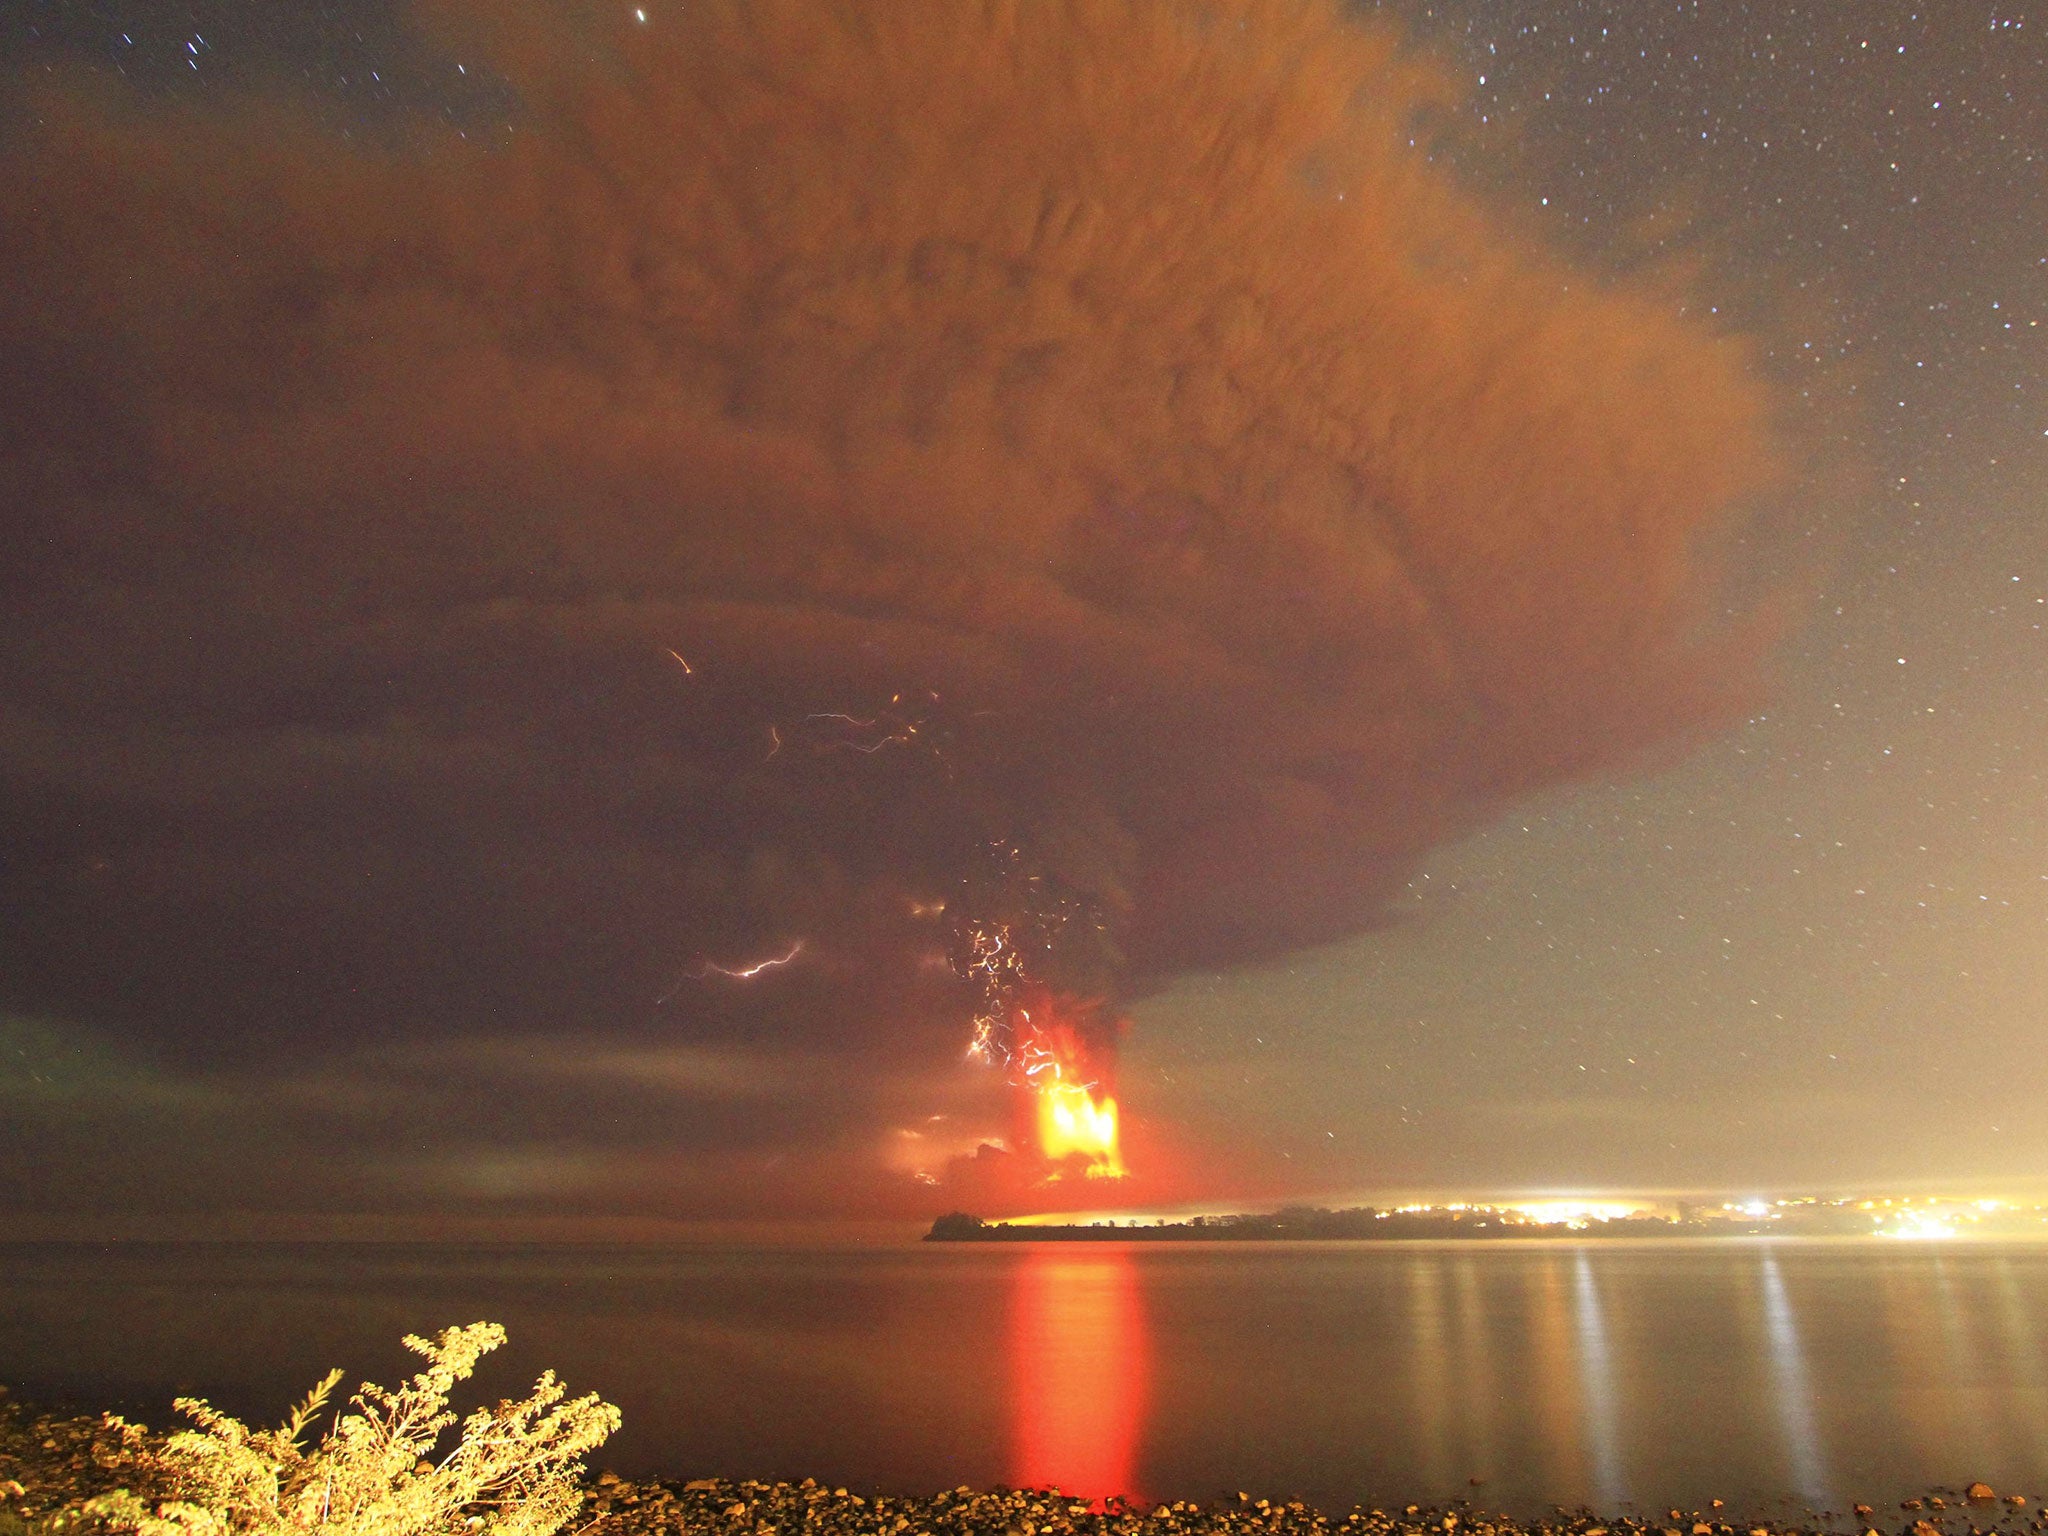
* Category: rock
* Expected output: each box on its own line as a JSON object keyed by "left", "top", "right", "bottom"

{"left": 1965, "top": 1486, "right": 1995, "bottom": 1505}
{"left": 1913, "top": 1521, "right": 1943, "bottom": 1536}
{"left": 1902, "top": 1501, "right": 1923, "bottom": 1511}
{"left": 1854, "top": 1507, "right": 1874, "bottom": 1519}
{"left": 684, "top": 1479, "right": 721, "bottom": 1491}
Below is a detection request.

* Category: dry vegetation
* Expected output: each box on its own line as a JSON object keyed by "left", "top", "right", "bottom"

{"left": 0, "top": 1324, "right": 615, "bottom": 1536}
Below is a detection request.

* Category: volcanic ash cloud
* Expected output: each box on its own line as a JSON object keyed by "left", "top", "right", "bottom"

{"left": 0, "top": 0, "right": 1779, "bottom": 1057}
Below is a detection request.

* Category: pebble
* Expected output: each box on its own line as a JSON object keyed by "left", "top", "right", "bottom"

{"left": 5, "top": 1389, "right": 2048, "bottom": 1536}
{"left": 563, "top": 1481, "right": 2048, "bottom": 1536}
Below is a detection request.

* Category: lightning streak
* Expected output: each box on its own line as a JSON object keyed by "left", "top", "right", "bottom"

{"left": 798, "top": 703, "right": 927, "bottom": 756}
{"left": 693, "top": 939, "right": 805, "bottom": 980}
{"left": 962, "top": 917, "right": 1029, "bottom": 1065}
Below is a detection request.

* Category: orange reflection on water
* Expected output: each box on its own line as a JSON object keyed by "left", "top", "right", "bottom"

{"left": 1008, "top": 1247, "right": 1149, "bottom": 1501}
{"left": 1525, "top": 1254, "right": 1588, "bottom": 1496}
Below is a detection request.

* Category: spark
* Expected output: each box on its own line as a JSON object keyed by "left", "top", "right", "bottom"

{"left": 693, "top": 940, "right": 805, "bottom": 980}
{"left": 765, "top": 725, "right": 781, "bottom": 758}
{"left": 665, "top": 648, "right": 694, "bottom": 675}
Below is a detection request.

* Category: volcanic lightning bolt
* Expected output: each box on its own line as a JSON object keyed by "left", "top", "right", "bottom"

{"left": 694, "top": 940, "right": 805, "bottom": 980}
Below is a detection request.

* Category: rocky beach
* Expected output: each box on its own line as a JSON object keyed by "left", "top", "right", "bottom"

{"left": 6, "top": 1387, "right": 2044, "bottom": 1536}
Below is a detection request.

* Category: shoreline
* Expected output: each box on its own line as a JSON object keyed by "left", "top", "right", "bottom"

{"left": 7, "top": 1393, "right": 2045, "bottom": 1536}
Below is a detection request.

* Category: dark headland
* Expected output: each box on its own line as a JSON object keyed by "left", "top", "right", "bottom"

{"left": 921, "top": 1205, "right": 1882, "bottom": 1242}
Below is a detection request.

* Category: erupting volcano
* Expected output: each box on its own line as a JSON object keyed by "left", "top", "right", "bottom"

{"left": 1012, "top": 990, "right": 1126, "bottom": 1180}
{"left": 1039, "top": 1081, "right": 1122, "bottom": 1178}
{"left": 0, "top": 0, "right": 1793, "bottom": 1225}
{"left": 961, "top": 907, "right": 1128, "bottom": 1179}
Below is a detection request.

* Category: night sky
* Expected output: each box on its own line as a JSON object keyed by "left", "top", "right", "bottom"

{"left": 1146, "top": 0, "right": 2048, "bottom": 1202}
{"left": 1, "top": 0, "right": 2041, "bottom": 1233}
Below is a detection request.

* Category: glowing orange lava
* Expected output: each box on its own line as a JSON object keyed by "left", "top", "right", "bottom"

{"left": 1038, "top": 1081, "right": 1125, "bottom": 1177}
{"left": 1008, "top": 988, "right": 1126, "bottom": 1179}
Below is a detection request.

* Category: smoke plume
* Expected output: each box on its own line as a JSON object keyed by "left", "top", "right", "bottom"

{"left": 0, "top": 0, "right": 1777, "bottom": 1162}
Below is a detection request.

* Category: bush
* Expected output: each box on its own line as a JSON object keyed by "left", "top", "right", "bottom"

{"left": 94, "top": 1322, "right": 619, "bottom": 1536}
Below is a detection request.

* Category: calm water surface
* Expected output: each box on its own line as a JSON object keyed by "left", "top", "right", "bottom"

{"left": 4, "top": 1240, "right": 2046, "bottom": 1518}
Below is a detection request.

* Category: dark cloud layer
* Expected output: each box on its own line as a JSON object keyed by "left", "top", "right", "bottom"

{"left": 0, "top": 0, "right": 1779, "bottom": 1210}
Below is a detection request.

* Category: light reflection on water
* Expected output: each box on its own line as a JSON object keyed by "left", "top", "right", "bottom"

{"left": 1008, "top": 1248, "right": 1148, "bottom": 1499}
{"left": 1449, "top": 1257, "right": 1500, "bottom": 1486}
{"left": 1570, "top": 1250, "right": 1624, "bottom": 1510}
{"left": 4, "top": 1239, "right": 2048, "bottom": 1517}
{"left": 1525, "top": 1251, "right": 1585, "bottom": 1499}
{"left": 1993, "top": 1254, "right": 2048, "bottom": 1470}
{"left": 1757, "top": 1250, "right": 1828, "bottom": 1506}
{"left": 1404, "top": 1254, "right": 1451, "bottom": 1494}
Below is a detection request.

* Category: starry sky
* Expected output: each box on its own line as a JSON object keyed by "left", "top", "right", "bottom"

{"left": 1, "top": 0, "right": 2042, "bottom": 1233}
{"left": 1145, "top": 0, "right": 2048, "bottom": 1200}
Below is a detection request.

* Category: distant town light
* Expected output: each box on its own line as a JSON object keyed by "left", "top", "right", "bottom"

{"left": 1508, "top": 1199, "right": 1641, "bottom": 1227}
{"left": 1881, "top": 1212, "right": 1958, "bottom": 1241}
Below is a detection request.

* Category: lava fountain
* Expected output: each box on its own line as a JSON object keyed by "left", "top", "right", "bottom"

{"left": 963, "top": 914, "right": 1127, "bottom": 1180}
{"left": 1012, "top": 995, "right": 1126, "bottom": 1179}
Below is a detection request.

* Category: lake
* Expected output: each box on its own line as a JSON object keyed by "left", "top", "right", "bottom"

{"left": 4, "top": 1239, "right": 2046, "bottom": 1520}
